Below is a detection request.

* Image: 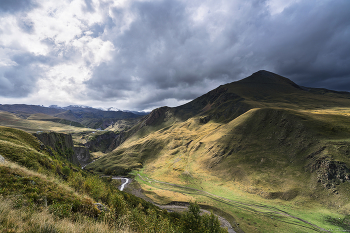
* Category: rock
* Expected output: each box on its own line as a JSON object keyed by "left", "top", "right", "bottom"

{"left": 94, "top": 203, "right": 109, "bottom": 212}
{"left": 84, "top": 131, "right": 118, "bottom": 153}
{"left": 0, "top": 154, "right": 5, "bottom": 164}
{"left": 308, "top": 157, "right": 350, "bottom": 189}
{"left": 73, "top": 146, "right": 91, "bottom": 167}
{"left": 33, "top": 132, "right": 74, "bottom": 152}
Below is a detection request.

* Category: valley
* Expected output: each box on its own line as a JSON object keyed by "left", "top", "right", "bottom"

{"left": 85, "top": 71, "right": 350, "bottom": 232}
{"left": 1, "top": 71, "right": 350, "bottom": 232}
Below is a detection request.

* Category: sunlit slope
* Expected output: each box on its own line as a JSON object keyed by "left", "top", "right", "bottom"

{"left": 88, "top": 106, "right": 350, "bottom": 201}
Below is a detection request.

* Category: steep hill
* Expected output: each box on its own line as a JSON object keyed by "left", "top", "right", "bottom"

{"left": 87, "top": 70, "right": 350, "bottom": 232}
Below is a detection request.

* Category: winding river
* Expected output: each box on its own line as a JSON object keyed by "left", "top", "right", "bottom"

{"left": 112, "top": 177, "right": 131, "bottom": 191}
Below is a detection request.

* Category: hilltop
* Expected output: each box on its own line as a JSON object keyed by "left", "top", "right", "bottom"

{"left": 87, "top": 70, "right": 350, "bottom": 232}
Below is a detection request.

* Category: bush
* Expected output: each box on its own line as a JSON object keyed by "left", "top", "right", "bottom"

{"left": 181, "top": 202, "right": 227, "bottom": 233}
{"left": 62, "top": 166, "right": 71, "bottom": 177}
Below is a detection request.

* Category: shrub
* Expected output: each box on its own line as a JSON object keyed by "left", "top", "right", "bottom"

{"left": 62, "top": 166, "right": 71, "bottom": 177}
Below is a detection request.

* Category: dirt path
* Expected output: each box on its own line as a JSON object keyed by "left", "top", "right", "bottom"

{"left": 125, "top": 177, "right": 237, "bottom": 233}
{"left": 136, "top": 173, "right": 330, "bottom": 233}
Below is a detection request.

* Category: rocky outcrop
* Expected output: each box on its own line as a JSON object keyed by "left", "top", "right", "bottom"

{"left": 85, "top": 131, "right": 118, "bottom": 153}
{"left": 73, "top": 146, "right": 91, "bottom": 166}
{"left": 33, "top": 132, "right": 91, "bottom": 166}
{"left": 33, "top": 132, "right": 74, "bottom": 153}
{"left": 308, "top": 157, "right": 350, "bottom": 191}
{"left": 108, "top": 132, "right": 127, "bottom": 151}
{"left": 0, "top": 154, "right": 5, "bottom": 164}
{"left": 142, "top": 107, "right": 169, "bottom": 127}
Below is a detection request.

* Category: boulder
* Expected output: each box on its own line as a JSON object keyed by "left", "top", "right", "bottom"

{"left": 0, "top": 154, "right": 5, "bottom": 164}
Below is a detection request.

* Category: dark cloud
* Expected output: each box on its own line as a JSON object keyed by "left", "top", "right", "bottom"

{"left": 0, "top": 50, "right": 67, "bottom": 98}
{"left": 1, "top": 0, "right": 350, "bottom": 110}
{"left": 86, "top": 0, "right": 213, "bottom": 100}
{"left": 0, "top": 62, "right": 41, "bottom": 97}
{"left": 258, "top": 0, "right": 350, "bottom": 89}
{"left": 0, "top": 0, "right": 38, "bottom": 13}
{"left": 85, "top": 0, "right": 350, "bottom": 110}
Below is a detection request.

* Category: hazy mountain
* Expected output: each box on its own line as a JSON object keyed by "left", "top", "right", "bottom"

{"left": 0, "top": 104, "right": 142, "bottom": 129}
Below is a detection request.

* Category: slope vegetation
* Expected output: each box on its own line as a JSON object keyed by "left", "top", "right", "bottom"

{"left": 0, "top": 126, "right": 228, "bottom": 232}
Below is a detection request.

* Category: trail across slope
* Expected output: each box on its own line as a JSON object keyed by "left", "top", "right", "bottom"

{"left": 136, "top": 173, "right": 330, "bottom": 233}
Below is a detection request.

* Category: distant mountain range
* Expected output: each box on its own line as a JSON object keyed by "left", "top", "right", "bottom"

{"left": 0, "top": 104, "right": 148, "bottom": 129}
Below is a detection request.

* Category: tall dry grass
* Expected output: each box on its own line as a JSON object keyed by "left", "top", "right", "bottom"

{"left": 0, "top": 197, "right": 133, "bottom": 233}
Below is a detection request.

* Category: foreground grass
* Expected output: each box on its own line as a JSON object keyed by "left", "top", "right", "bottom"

{"left": 0, "top": 196, "right": 132, "bottom": 233}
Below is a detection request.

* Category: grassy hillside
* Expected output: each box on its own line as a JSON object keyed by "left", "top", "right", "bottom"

{"left": 0, "top": 126, "right": 228, "bottom": 232}
{"left": 87, "top": 70, "right": 350, "bottom": 232}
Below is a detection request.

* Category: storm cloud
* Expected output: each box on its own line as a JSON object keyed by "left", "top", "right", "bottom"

{"left": 0, "top": 0, "right": 349, "bottom": 110}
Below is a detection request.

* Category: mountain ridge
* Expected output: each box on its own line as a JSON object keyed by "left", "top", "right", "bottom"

{"left": 0, "top": 104, "right": 143, "bottom": 129}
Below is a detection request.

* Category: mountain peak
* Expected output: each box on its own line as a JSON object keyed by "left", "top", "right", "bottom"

{"left": 238, "top": 70, "right": 300, "bottom": 89}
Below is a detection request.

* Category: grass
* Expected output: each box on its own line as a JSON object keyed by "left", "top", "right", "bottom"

{"left": 0, "top": 196, "right": 133, "bottom": 233}
{"left": 133, "top": 170, "right": 348, "bottom": 232}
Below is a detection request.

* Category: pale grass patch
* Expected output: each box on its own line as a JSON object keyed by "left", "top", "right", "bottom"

{"left": 303, "top": 107, "right": 350, "bottom": 116}
{"left": 139, "top": 183, "right": 195, "bottom": 204}
{"left": 90, "top": 151, "right": 107, "bottom": 160}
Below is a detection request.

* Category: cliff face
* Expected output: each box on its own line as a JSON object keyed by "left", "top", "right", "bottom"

{"left": 108, "top": 132, "right": 127, "bottom": 151}
{"left": 85, "top": 131, "right": 118, "bottom": 153}
{"left": 73, "top": 146, "right": 91, "bottom": 166}
{"left": 33, "top": 132, "right": 91, "bottom": 166}
{"left": 33, "top": 132, "right": 74, "bottom": 153}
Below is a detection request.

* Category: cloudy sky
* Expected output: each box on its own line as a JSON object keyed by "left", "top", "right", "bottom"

{"left": 0, "top": 0, "right": 349, "bottom": 111}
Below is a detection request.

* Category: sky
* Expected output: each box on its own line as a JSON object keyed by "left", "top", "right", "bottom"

{"left": 0, "top": 0, "right": 349, "bottom": 111}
